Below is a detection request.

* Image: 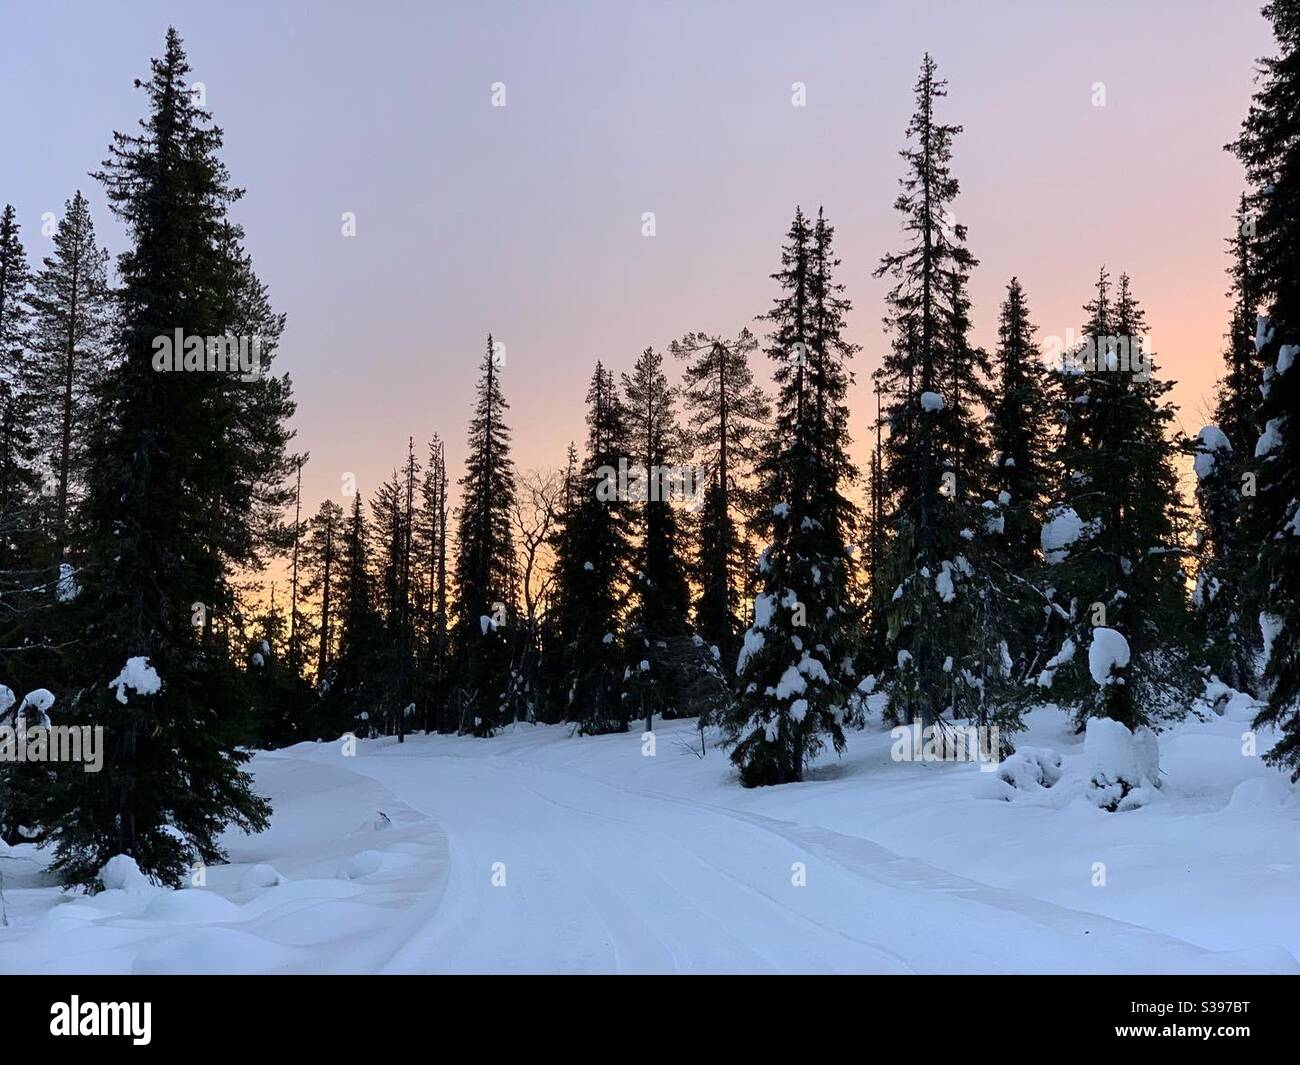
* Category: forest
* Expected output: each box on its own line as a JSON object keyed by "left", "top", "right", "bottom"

{"left": 1, "top": 4, "right": 1298, "bottom": 896}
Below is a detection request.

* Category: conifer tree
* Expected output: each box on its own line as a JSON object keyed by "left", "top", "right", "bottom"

{"left": 1231, "top": 0, "right": 1300, "bottom": 777}
{"left": 717, "top": 207, "right": 859, "bottom": 786}
{"left": 872, "top": 55, "right": 995, "bottom": 729}
{"left": 1193, "top": 197, "right": 1265, "bottom": 694}
{"left": 1039, "top": 271, "right": 1195, "bottom": 728}
{"left": 327, "top": 491, "right": 381, "bottom": 734}
{"left": 47, "top": 29, "right": 295, "bottom": 887}
{"left": 27, "top": 191, "right": 113, "bottom": 553}
{"left": 671, "top": 328, "right": 770, "bottom": 668}
{"left": 417, "top": 434, "right": 450, "bottom": 731}
{"left": 551, "top": 363, "right": 632, "bottom": 733}
{"left": 621, "top": 346, "right": 697, "bottom": 724}
{"left": 0, "top": 203, "right": 39, "bottom": 583}
{"left": 301, "top": 497, "right": 344, "bottom": 689}
{"left": 453, "top": 335, "right": 516, "bottom": 736}
{"left": 983, "top": 277, "right": 1056, "bottom": 681}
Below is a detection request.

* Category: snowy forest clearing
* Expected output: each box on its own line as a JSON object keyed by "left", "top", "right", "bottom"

{"left": 2, "top": 705, "right": 1295, "bottom": 975}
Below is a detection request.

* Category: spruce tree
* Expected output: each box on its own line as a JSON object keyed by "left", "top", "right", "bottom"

{"left": 1231, "top": 0, "right": 1300, "bottom": 777}
{"left": 327, "top": 491, "right": 382, "bottom": 735}
{"left": 1039, "top": 271, "right": 1195, "bottom": 728}
{"left": 620, "top": 346, "right": 699, "bottom": 725}
{"left": 551, "top": 363, "right": 632, "bottom": 733}
{"left": 872, "top": 55, "right": 995, "bottom": 730}
{"left": 0, "top": 203, "right": 40, "bottom": 583}
{"left": 717, "top": 207, "right": 859, "bottom": 786}
{"left": 47, "top": 29, "right": 295, "bottom": 887}
{"left": 417, "top": 434, "right": 450, "bottom": 731}
{"left": 453, "top": 335, "right": 517, "bottom": 736}
{"left": 27, "top": 191, "right": 113, "bottom": 553}
{"left": 301, "top": 497, "right": 344, "bottom": 689}
{"left": 1193, "top": 197, "right": 1266, "bottom": 694}
{"left": 983, "top": 277, "right": 1056, "bottom": 684}
{"left": 670, "top": 328, "right": 770, "bottom": 669}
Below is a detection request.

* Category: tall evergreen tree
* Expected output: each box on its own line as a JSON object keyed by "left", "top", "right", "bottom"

{"left": 417, "top": 434, "right": 451, "bottom": 731}
{"left": 872, "top": 55, "right": 995, "bottom": 729}
{"left": 551, "top": 363, "right": 632, "bottom": 733}
{"left": 621, "top": 346, "right": 697, "bottom": 724}
{"left": 670, "top": 328, "right": 770, "bottom": 668}
{"left": 301, "top": 497, "right": 344, "bottom": 689}
{"left": 1231, "top": 0, "right": 1300, "bottom": 778}
{"left": 1193, "top": 196, "right": 1266, "bottom": 694}
{"left": 453, "top": 335, "right": 516, "bottom": 736}
{"left": 980, "top": 277, "right": 1057, "bottom": 688}
{"left": 0, "top": 203, "right": 40, "bottom": 583}
{"left": 717, "top": 206, "right": 859, "bottom": 786}
{"left": 46, "top": 29, "right": 296, "bottom": 887}
{"left": 1039, "top": 271, "right": 1195, "bottom": 728}
{"left": 27, "top": 191, "right": 113, "bottom": 553}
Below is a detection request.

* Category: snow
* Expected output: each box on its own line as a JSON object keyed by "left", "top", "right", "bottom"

{"left": 56, "top": 563, "right": 80, "bottom": 602}
{"left": 1083, "top": 717, "right": 1159, "bottom": 811}
{"left": 109, "top": 657, "right": 162, "bottom": 704}
{"left": 1041, "top": 506, "right": 1087, "bottom": 565}
{"left": 2, "top": 708, "right": 1297, "bottom": 974}
{"left": 934, "top": 564, "right": 955, "bottom": 603}
{"left": 735, "top": 627, "right": 765, "bottom": 676}
{"left": 1260, "top": 612, "right": 1285, "bottom": 671}
{"left": 1279, "top": 344, "right": 1297, "bottom": 374}
{"left": 1255, "top": 418, "right": 1283, "bottom": 458}
{"left": 1193, "top": 425, "right": 1231, "bottom": 479}
{"left": 1088, "top": 627, "right": 1130, "bottom": 687}
{"left": 919, "top": 391, "right": 945, "bottom": 412}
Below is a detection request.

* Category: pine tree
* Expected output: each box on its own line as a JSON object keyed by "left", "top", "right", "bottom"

{"left": 46, "top": 29, "right": 296, "bottom": 887}
{"left": 1039, "top": 270, "right": 1195, "bottom": 728}
{"left": 872, "top": 55, "right": 994, "bottom": 730}
{"left": 717, "top": 206, "right": 859, "bottom": 786}
{"left": 26, "top": 191, "right": 113, "bottom": 553}
{"left": 551, "top": 363, "right": 632, "bottom": 733}
{"left": 670, "top": 328, "right": 770, "bottom": 668}
{"left": 1231, "top": 0, "right": 1300, "bottom": 777}
{"left": 453, "top": 335, "right": 517, "bottom": 736}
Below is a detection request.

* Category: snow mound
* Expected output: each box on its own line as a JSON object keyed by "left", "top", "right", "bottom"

{"left": 919, "top": 391, "right": 945, "bottom": 412}
{"left": 141, "top": 889, "right": 246, "bottom": 924}
{"left": 240, "top": 863, "right": 286, "bottom": 891}
{"left": 98, "top": 854, "right": 156, "bottom": 894}
{"left": 996, "top": 746, "right": 1064, "bottom": 792}
{"left": 1085, "top": 717, "right": 1159, "bottom": 811}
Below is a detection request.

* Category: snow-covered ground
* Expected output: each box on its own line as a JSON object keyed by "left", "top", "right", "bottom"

{"left": 1, "top": 705, "right": 1297, "bottom": 974}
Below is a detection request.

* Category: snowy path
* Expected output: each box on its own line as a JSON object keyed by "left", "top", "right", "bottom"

{"left": 296, "top": 731, "right": 1285, "bottom": 974}
{"left": 4, "top": 713, "right": 1295, "bottom": 974}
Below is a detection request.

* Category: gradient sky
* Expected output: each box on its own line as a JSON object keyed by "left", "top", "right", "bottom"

{"left": 0, "top": 0, "right": 1276, "bottom": 542}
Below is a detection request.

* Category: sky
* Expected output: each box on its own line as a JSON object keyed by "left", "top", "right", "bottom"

{"left": 0, "top": 0, "right": 1277, "bottom": 547}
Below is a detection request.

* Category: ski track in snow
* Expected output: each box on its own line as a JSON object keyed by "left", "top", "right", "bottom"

{"left": 288, "top": 732, "right": 1289, "bottom": 974}
{"left": 3, "top": 712, "right": 1296, "bottom": 974}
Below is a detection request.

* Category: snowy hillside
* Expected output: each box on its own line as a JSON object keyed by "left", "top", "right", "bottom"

{"left": 2, "top": 705, "right": 1296, "bottom": 974}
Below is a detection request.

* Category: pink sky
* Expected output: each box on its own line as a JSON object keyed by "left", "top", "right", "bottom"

{"left": 2, "top": 1, "right": 1275, "bottom": 544}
